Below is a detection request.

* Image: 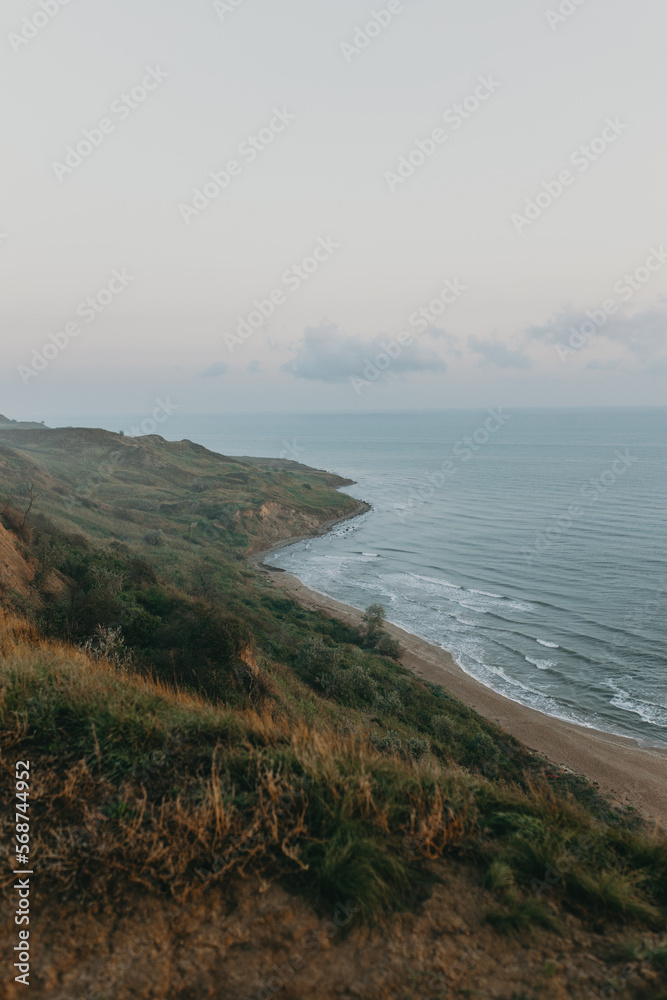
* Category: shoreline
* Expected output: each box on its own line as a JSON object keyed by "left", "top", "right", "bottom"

{"left": 252, "top": 501, "right": 667, "bottom": 829}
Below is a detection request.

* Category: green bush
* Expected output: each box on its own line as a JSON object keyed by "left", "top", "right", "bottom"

{"left": 374, "top": 632, "right": 401, "bottom": 659}
{"left": 374, "top": 689, "right": 404, "bottom": 718}
{"left": 143, "top": 529, "right": 165, "bottom": 547}
{"left": 296, "top": 636, "right": 341, "bottom": 678}
{"left": 318, "top": 663, "right": 378, "bottom": 707}
{"left": 431, "top": 715, "right": 454, "bottom": 742}
{"left": 464, "top": 731, "right": 500, "bottom": 769}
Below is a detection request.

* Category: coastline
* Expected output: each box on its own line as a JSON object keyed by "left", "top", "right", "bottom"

{"left": 252, "top": 501, "right": 667, "bottom": 829}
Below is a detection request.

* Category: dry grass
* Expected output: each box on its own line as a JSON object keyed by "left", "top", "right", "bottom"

{"left": 0, "top": 612, "right": 472, "bottom": 916}
{"left": 1, "top": 610, "right": 666, "bottom": 930}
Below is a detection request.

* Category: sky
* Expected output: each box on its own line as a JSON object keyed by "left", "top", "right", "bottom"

{"left": 2, "top": 0, "right": 667, "bottom": 421}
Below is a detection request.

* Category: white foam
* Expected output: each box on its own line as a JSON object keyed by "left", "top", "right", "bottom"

{"left": 525, "top": 656, "right": 556, "bottom": 670}
{"left": 458, "top": 601, "right": 490, "bottom": 614}
{"left": 404, "top": 572, "right": 462, "bottom": 591}
{"left": 537, "top": 639, "right": 559, "bottom": 648}
{"left": 605, "top": 682, "right": 667, "bottom": 727}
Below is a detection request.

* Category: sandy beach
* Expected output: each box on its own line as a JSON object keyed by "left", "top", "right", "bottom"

{"left": 252, "top": 506, "right": 667, "bottom": 829}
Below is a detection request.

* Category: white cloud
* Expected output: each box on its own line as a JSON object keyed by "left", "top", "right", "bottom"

{"left": 283, "top": 322, "right": 446, "bottom": 383}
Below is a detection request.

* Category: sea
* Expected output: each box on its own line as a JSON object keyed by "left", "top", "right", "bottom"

{"left": 65, "top": 409, "right": 667, "bottom": 747}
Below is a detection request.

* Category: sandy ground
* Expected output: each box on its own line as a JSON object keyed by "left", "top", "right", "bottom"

{"left": 252, "top": 507, "right": 667, "bottom": 829}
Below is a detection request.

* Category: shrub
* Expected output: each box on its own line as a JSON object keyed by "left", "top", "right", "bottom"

{"left": 318, "top": 663, "right": 378, "bottom": 707}
{"left": 143, "top": 529, "right": 165, "bottom": 547}
{"left": 374, "top": 689, "right": 404, "bottom": 718}
{"left": 370, "top": 732, "right": 430, "bottom": 761}
{"left": 371, "top": 731, "right": 403, "bottom": 757}
{"left": 464, "top": 731, "right": 500, "bottom": 769}
{"left": 375, "top": 633, "right": 401, "bottom": 659}
{"left": 361, "top": 604, "right": 401, "bottom": 660}
{"left": 431, "top": 715, "right": 454, "bottom": 742}
{"left": 81, "top": 625, "right": 129, "bottom": 666}
{"left": 296, "top": 636, "right": 341, "bottom": 678}
{"left": 362, "top": 604, "right": 386, "bottom": 645}
{"left": 405, "top": 737, "right": 430, "bottom": 761}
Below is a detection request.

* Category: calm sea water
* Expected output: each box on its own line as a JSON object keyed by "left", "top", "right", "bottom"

{"left": 69, "top": 409, "right": 667, "bottom": 747}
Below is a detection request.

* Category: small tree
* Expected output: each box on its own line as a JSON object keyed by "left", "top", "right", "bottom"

{"left": 19, "top": 481, "right": 41, "bottom": 531}
{"left": 361, "top": 604, "right": 401, "bottom": 659}
{"left": 362, "top": 604, "right": 386, "bottom": 645}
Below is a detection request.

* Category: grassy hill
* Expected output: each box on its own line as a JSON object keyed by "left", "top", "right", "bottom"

{"left": 1, "top": 424, "right": 666, "bottom": 999}
{"left": 0, "top": 414, "right": 47, "bottom": 430}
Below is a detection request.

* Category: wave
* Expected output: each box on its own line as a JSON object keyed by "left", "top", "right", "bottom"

{"left": 605, "top": 682, "right": 667, "bottom": 728}
{"left": 405, "top": 572, "right": 462, "bottom": 591}
{"left": 525, "top": 656, "right": 556, "bottom": 670}
{"left": 537, "top": 639, "right": 559, "bottom": 648}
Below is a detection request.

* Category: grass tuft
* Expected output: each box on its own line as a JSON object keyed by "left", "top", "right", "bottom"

{"left": 486, "top": 899, "right": 559, "bottom": 937}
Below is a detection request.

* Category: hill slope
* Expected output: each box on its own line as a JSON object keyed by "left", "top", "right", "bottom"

{"left": 1, "top": 424, "right": 666, "bottom": 1000}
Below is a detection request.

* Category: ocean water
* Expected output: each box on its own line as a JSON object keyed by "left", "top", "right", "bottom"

{"left": 70, "top": 409, "right": 667, "bottom": 747}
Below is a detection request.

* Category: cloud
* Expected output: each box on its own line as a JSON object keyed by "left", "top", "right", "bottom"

{"left": 604, "top": 307, "right": 667, "bottom": 360}
{"left": 283, "top": 322, "right": 447, "bottom": 383}
{"left": 246, "top": 360, "right": 261, "bottom": 373}
{"left": 527, "top": 307, "right": 581, "bottom": 346}
{"left": 427, "top": 326, "right": 462, "bottom": 357}
{"left": 528, "top": 303, "right": 667, "bottom": 363}
{"left": 468, "top": 335, "right": 532, "bottom": 369}
{"left": 199, "top": 362, "right": 228, "bottom": 378}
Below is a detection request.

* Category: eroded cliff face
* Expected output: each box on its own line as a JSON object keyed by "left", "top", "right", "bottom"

{"left": 0, "top": 521, "right": 34, "bottom": 598}
{"left": 3, "top": 866, "right": 663, "bottom": 1000}
{"left": 241, "top": 499, "right": 370, "bottom": 555}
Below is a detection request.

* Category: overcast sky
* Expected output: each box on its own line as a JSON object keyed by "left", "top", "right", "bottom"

{"left": 2, "top": 0, "right": 666, "bottom": 420}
